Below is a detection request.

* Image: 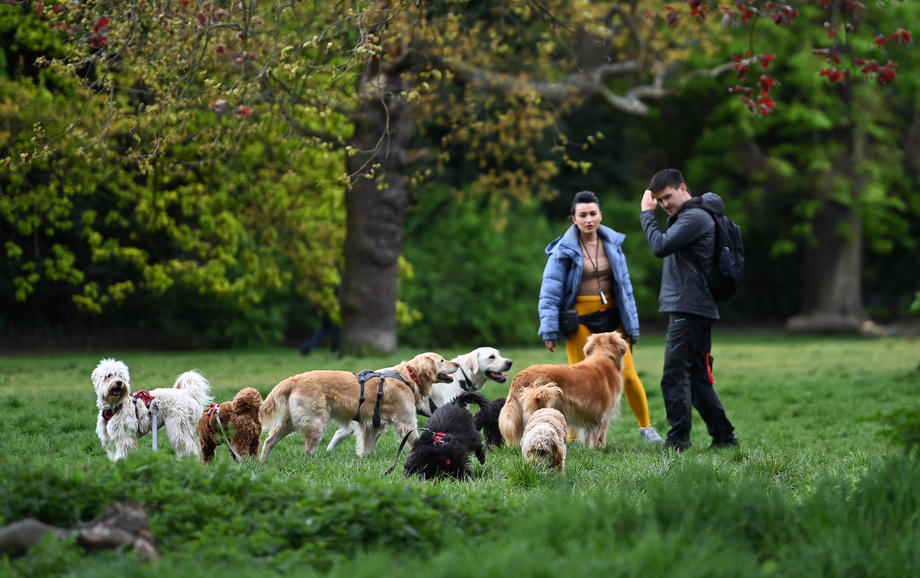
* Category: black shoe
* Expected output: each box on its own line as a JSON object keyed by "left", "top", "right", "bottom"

{"left": 664, "top": 440, "right": 689, "bottom": 453}
{"left": 710, "top": 437, "right": 740, "bottom": 449}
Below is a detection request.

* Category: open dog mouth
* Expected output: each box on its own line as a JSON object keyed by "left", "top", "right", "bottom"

{"left": 436, "top": 373, "right": 455, "bottom": 383}
{"left": 486, "top": 370, "right": 508, "bottom": 383}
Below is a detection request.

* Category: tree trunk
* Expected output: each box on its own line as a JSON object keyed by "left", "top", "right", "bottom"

{"left": 341, "top": 59, "right": 412, "bottom": 356}
{"left": 786, "top": 111, "right": 867, "bottom": 334}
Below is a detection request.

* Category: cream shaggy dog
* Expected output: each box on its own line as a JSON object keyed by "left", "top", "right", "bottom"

{"left": 326, "top": 346, "right": 513, "bottom": 451}
{"left": 522, "top": 408, "right": 568, "bottom": 472}
{"left": 259, "top": 352, "right": 459, "bottom": 461}
{"left": 499, "top": 331, "right": 628, "bottom": 449}
{"left": 93, "top": 359, "right": 213, "bottom": 461}
{"left": 520, "top": 383, "right": 567, "bottom": 472}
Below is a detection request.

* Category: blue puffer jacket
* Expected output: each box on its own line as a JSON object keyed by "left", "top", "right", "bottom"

{"left": 537, "top": 224, "right": 641, "bottom": 343}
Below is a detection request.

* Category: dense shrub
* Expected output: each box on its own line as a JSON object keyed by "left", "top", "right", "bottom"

{"left": 399, "top": 188, "right": 555, "bottom": 348}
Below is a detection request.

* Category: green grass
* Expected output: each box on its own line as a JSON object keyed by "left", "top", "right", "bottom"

{"left": 1, "top": 333, "right": 919, "bottom": 576}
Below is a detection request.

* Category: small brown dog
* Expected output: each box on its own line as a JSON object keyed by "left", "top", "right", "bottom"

{"left": 197, "top": 387, "right": 263, "bottom": 462}
{"left": 499, "top": 331, "right": 628, "bottom": 449}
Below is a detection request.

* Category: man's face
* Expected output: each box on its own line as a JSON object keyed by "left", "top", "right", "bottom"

{"left": 652, "top": 183, "right": 690, "bottom": 216}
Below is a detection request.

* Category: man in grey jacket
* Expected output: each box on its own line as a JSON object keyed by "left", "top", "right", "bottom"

{"left": 640, "top": 168, "right": 739, "bottom": 452}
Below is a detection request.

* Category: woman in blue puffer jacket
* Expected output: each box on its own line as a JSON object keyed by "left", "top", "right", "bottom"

{"left": 538, "top": 190, "right": 663, "bottom": 445}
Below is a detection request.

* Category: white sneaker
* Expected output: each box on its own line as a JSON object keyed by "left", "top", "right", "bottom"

{"left": 639, "top": 426, "right": 664, "bottom": 444}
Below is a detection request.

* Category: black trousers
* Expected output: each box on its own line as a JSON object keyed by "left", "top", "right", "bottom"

{"left": 660, "top": 313, "right": 735, "bottom": 449}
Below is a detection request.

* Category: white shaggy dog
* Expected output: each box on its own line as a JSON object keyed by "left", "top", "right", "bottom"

{"left": 92, "top": 359, "right": 213, "bottom": 461}
{"left": 325, "top": 346, "right": 513, "bottom": 451}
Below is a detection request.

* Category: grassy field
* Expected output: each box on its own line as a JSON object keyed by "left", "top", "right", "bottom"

{"left": 1, "top": 332, "right": 919, "bottom": 577}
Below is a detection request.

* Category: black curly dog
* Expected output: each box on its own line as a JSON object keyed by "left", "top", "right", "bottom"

{"left": 402, "top": 391, "right": 489, "bottom": 480}
{"left": 473, "top": 396, "right": 506, "bottom": 448}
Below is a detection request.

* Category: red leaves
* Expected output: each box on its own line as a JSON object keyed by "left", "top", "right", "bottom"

{"left": 812, "top": 48, "right": 841, "bottom": 65}
{"left": 729, "top": 52, "right": 779, "bottom": 115}
{"left": 688, "top": 0, "right": 708, "bottom": 22}
{"left": 665, "top": 5, "right": 679, "bottom": 27}
{"left": 819, "top": 68, "right": 850, "bottom": 83}
{"left": 209, "top": 100, "right": 254, "bottom": 119}
{"left": 89, "top": 17, "right": 110, "bottom": 48}
{"left": 890, "top": 28, "right": 912, "bottom": 45}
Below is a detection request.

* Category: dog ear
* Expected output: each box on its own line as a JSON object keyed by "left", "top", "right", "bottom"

{"left": 583, "top": 333, "right": 598, "bottom": 358}
{"left": 468, "top": 350, "right": 480, "bottom": 375}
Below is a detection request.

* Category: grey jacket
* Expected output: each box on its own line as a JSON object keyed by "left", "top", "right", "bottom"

{"left": 640, "top": 192, "right": 722, "bottom": 320}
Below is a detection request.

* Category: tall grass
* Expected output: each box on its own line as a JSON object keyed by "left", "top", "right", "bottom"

{"left": 1, "top": 333, "right": 918, "bottom": 577}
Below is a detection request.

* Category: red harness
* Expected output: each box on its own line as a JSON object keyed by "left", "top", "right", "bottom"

{"left": 101, "top": 390, "right": 155, "bottom": 424}
{"left": 206, "top": 402, "right": 221, "bottom": 417}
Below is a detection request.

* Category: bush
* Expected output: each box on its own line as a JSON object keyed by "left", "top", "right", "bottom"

{"left": 400, "top": 188, "right": 555, "bottom": 348}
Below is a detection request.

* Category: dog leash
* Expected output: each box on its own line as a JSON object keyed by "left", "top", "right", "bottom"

{"left": 383, "top": 428, "right": 428, "bottom": 475}
{"left": 209, "top": 403, "right": 242, "bottom": 460}
{"left": 151, "top": 404, "right": 158, "bottom": 451}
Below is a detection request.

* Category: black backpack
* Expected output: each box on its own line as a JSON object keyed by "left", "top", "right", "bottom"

{"left": 687, "top": 196, "right": 745, "bottom": 301}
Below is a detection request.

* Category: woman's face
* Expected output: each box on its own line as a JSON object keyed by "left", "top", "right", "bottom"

{"left": 572, "top": 202, "right": 602, "bottom": 235}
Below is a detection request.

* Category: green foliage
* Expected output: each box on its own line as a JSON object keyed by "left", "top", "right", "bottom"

{"left": 399, "top": 187, "right": 555, "bottom": 347}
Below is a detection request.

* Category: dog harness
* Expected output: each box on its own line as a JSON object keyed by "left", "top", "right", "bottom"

{"left": 100, "top": 390, "right": 159, "bottom": 451}
{"left": 206, "top": 402, "right": 242, "bottom": 460}
{"left": 455, "top": 367, "right": 475, "bottom": 392}
{"left": 353, "top": 366, "right": 425, "bottom": 427}
{"left": 353, "top": 370, "right": 388, "bottom": 428}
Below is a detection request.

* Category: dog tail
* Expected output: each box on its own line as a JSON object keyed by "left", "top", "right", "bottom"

{"left": 173, "top": 370, "right": 213, "bottom": 409}
{"left": 498, "top": 393, "right": 523, "bottom": 447}
{"left": 232, "top": 387, "right": 263, "bottom": 413}
{"left": 259, "top": 380, "right": 292, "bottom": 433}
{"left": 450, "top": 391, "right": 490, "bottom": 409}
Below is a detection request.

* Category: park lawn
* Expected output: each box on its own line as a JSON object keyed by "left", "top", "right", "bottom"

{"left": 1, "top": 332, "right": 919, "bottom": 577}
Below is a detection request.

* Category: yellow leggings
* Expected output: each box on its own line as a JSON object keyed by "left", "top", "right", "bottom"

{"left": 564, "top": 295, "right": 651, "bottom": 429}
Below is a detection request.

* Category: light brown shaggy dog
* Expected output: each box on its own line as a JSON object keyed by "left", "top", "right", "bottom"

{"left": 197, "top": 387, "right": 263, "bottom": 462}
{"left": 499, "top": 331, "right": 629, "bottom": 449}
{"left": 259, "top": 352, "right": 458, "bottom": 461}
{"left": 521, "top": 383, "right": 567, "bottom": 471}
{"left": 522, "top": 408, "right": 568, "bottom": 472}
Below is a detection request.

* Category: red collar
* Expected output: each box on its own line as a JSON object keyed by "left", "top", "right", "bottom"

{"left": 206, "top": 402, "right": 220, "bottom": 417}
{"left": 406, "top": 365, "right": 419, "bottom": 386}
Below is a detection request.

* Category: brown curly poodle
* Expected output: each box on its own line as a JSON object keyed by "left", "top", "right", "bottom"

{"left": 197, "top": 387, "right": 262, "bottom": 462}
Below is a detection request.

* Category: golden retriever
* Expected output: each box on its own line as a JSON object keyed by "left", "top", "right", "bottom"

{"left": 499, "top": 331, "right": 628, "bottom": 449}
{"left": 259, "top": 352, "right": 458, "bottom": 460}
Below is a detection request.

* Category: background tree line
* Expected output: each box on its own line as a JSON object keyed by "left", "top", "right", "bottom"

{"left": 1, "top": 1, "right": 918, "bottom": 352}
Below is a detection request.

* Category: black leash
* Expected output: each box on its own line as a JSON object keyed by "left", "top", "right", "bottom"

{"left": 383, "top": 428, "right": 426, "bottom": 475}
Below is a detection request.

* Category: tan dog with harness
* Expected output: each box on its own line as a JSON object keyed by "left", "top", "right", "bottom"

{"left": 258, "top": 352, "right": 458, "bottom": 460}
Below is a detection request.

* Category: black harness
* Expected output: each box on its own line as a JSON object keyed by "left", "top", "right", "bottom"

{"left": 353, "top": 369, "right": 414, "bottom": 428}
{"left": 456, "top": 366, "right": 476, "bottom": 392}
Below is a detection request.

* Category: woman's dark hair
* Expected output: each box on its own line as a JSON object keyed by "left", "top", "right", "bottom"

{"left": 570, "top": 190, "right": 600, "bottom": 216}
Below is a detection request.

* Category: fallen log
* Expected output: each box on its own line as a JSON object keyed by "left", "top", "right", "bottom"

{"left": 0, "top": 501, "right": 160, "bottom": 560}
